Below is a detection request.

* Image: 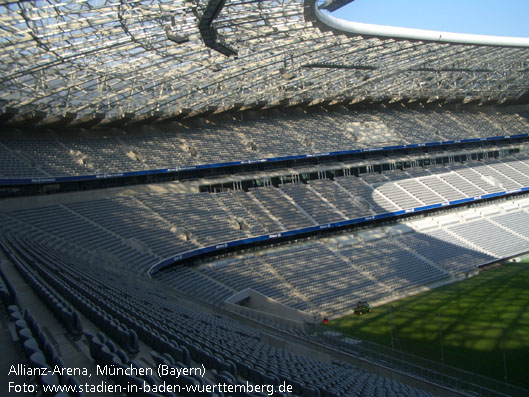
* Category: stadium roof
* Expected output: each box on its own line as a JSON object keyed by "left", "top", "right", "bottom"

{"left": 1, "top": 0, "right": 529, "bottom": 128}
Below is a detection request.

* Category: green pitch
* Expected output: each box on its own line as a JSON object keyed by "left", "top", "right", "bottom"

{"left": 327, "top": 262, "right": 529, "bottom": 389}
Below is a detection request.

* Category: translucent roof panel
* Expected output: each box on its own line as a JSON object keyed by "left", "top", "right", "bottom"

{"left": 1, "top": 0, "right": 529, "bottom": 126}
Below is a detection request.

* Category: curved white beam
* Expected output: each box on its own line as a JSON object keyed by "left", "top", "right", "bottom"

{"left": 315, "top": 7, "right": 529, "bottom": 48}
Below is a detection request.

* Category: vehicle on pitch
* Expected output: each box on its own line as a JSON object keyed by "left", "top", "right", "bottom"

{"left": 354, "top": 301, "right": 372, "bottom": 315}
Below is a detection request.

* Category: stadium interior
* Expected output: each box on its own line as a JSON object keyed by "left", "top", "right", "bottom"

{"left": 1, "top": 0, "right": 529, "bottom": 396}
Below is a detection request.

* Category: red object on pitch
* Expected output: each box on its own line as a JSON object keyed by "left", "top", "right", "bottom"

{"left": 322, "top": 317, "right": 328, "bottom": 324}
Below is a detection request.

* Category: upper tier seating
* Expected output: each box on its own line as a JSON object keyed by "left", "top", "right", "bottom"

{"left": 1, "top": 108, "right": 528, "bottom": 178}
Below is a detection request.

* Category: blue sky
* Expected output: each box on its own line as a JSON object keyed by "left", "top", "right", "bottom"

{"left": 331, "top": 0, "right": 529, "bottom": 37}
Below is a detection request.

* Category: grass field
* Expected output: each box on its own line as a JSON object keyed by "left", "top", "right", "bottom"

{"left": 327, "top": 262, "right": 529, "bottom": 389}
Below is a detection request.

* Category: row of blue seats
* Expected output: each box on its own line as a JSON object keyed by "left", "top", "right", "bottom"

{"left": 86, "top": 331, "right": 171, "bottom": 397}
{"left": 10, "top": 235, "right": 140, "bottom": 357}
{"left": 0, "top": 258, "right": 83, "bottom": 396}
{"left": 10, "top": 306, "right": 83, "bottom": 397}
{"left": 0, "top": 263, "right": 18, "bottom": 307}
{"left": 3, "top": 243, "right": 83, "bottom": 340}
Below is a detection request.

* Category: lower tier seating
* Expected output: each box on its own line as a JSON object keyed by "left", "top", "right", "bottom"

{"left": 1, "top": 234, "right": 433, "bottom": 397}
